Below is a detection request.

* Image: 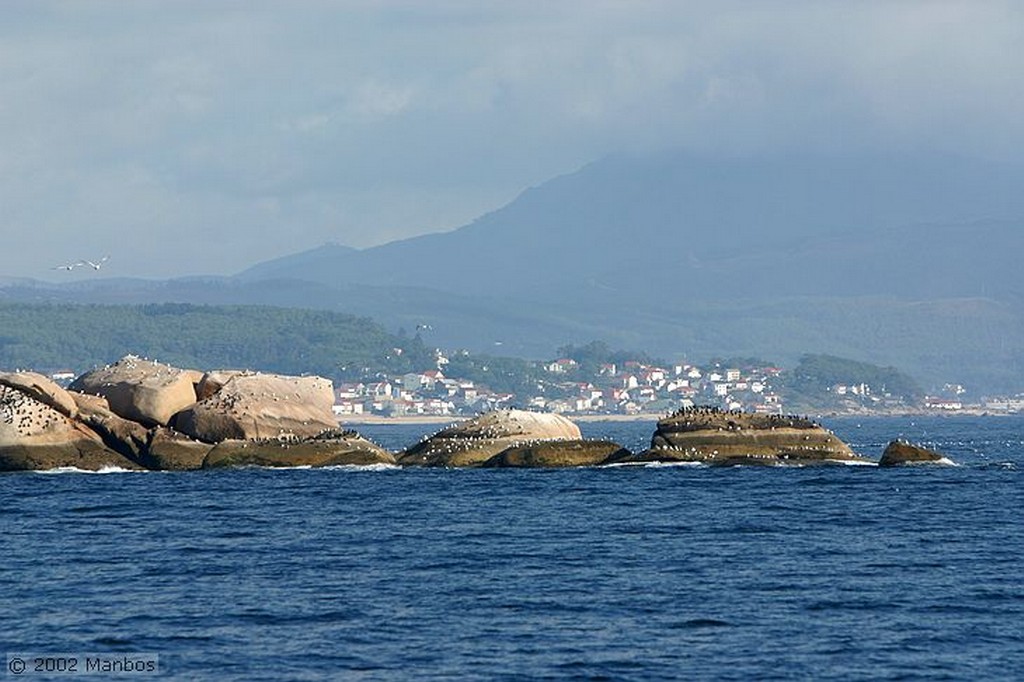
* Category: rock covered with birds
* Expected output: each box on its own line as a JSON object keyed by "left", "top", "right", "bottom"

{"left": 173, "top": 371, "right": 338, "bottom": 443}
{"left": 0, "top": 371, "right": 79, "bottom": 419}
{"left": 0, "top": 367, "right": 956, "bottom": 473}
{"left": 0, "top": 381, "right": 140, "bottom": 471}
{"left": 398, "top": 408, "right": 586, "bottom": 466}
{"left": 878, "top": 439, "right": 951, "bottom": 466}
{"left": 625, "top": 405, "right": 870, "bottom": 466}
{"left": 70, "top": 355, "right": 203, "bottom": 427}
{"left": 0, "top": 356, "right": 390, "bottom": 471}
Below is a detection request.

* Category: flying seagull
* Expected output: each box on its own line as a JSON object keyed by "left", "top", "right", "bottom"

{"left": 51, "top": 256, "right": 109, "bottom": 272}
{"left": 82, "top": 256, "right": 110, "bottom": 270}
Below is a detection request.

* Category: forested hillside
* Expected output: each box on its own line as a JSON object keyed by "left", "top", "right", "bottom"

{"left": 781, "top": 354, "right": 923, "bottom": 410}
{"left": 0, "top": 303, "right": 435, "bottom": 379}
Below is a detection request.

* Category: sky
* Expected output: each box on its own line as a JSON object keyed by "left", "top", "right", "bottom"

{"left": 2, "top": 0, "right": 1023, "bottom": 280}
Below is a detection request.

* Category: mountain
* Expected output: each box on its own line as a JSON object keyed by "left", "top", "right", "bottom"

{"left": 239, "top": 150, "right": 1024, "bottom": 301}
{"left": 5, "top": 150, "right": 1024, "bottom": 392}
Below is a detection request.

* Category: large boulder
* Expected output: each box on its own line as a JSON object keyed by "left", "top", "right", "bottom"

{"left": 69, "top": 393, "right": 217, "bottom": 471}
{"left": 879, "top": 439, "right": 951, "bottom": 466}
{"left": 173, "top": 371, "right": 337, "bottom": 443}
{"left": 625, "top": 406, "right": 866, "bottom": 466}
{"left": 398, "top": 409, "right": 583, "bottom": 467}
{"left": 70, "top": 356, "right": 202, "bottom": 427}
{"left": 482, "top": 439, "right": 629, "bottom": 468}
{"left": 0, "top": 385, "right": 139, "bottom": 471}
{"left": 70, "top": 391, "right": 150, "bottom": 465}
{"left": 202, "top": 430, "right": 394, "bottom": 468}
{"left": 0, "top": 371, "right": 78, "bottom": 418}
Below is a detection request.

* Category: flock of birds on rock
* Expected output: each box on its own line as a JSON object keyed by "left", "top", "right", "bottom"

{"left": 666, "top": 405, "right": 820, "bottom": 431}
{"left": 0, "top": 385, "right": 62, "bottom": 436}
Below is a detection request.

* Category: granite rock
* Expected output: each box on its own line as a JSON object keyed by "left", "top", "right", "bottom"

{"left": 627, "top": 406, "right": 867, "bottom": 466}
{"left": 879, "top": 439, "right": 951, "bottom": 466}
{"left": 70, "top": 356, "right": 201, "bottom": 427}
{"left": 399, "top": 409, "right": 582, "bottom": 467}
{"left": 173, "top": 371, "right": 337, "bottom": 443}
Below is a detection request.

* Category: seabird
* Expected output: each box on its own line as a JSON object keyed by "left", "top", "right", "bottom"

{"left": 82, "top": 256, "right": 110, "bottom": 270}
{"left": 52, "top": 256, "right": 109, "bottom": 272}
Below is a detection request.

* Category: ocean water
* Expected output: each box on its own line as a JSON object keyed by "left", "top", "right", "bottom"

{"left": 2, "top": 416, "right": 1022, "bottom": 680}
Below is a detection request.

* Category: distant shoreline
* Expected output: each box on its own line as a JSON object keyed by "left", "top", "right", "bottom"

{"left": 338, "top": 409, "right": 1017, "bottom": 426}
{"left": 338, "top": 413, "right": 666, "bottom": 426}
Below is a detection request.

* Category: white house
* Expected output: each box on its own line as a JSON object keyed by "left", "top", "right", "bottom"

{"left": 545, "top": 358, "right": 578, "bottom": 374}
{"left": 332, "top": 401, "right": 365, "bottom": 416}
{"left": 367, "top": 381, "right": 393, "bottom": 399}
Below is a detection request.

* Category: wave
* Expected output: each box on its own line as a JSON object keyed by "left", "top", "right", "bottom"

{"left": 223, "top": 463, "right": 402, "bottom": 472}
{"left": 890, "top": 457, "right": 959, "bottom": 467}
{"left": 600, "top": 460, "right": 707, "bottom": 468}
{"left": 33, "top": 465, "right": 144, "bottom": 475}
{"left": 984, "top": 461, "right": 1017, "bottom": 470}
{"left": 320, "top": 463, "right": 402, "bottom": 472}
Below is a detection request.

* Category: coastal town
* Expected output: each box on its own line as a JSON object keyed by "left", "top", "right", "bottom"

{"left": 324, "top": 347, "right": 1024, "bottom": 419}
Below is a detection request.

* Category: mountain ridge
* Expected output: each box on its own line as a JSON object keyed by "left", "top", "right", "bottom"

{"left": 238, "top": 150, "right": 1024, "bottom": 301}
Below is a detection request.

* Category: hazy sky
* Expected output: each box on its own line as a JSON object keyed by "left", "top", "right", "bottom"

{"left": 3, "top": 1, "right": 1022, "bottom": 280}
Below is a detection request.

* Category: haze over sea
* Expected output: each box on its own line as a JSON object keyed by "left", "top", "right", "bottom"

{"left": 3, "top": 416, "right": 1022, "bottom": 680}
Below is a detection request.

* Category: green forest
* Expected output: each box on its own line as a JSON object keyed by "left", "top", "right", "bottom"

{"left": 0, "top": 302, "right": 435, "bottom": 380}
{"left": 781, "top": 354, "right": 922, "bottom": 408}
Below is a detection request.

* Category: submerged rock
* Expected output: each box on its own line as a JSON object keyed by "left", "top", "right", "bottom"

{"left": 398, "top": 409, "right": 582, "bottom": 467}
{"left": 482, "top": 439, "right": 629, "bottom": 468}
{"left": 626, "top": 406, "right": 866, "bottom": 466}
{"left": 70, "top": 356, "right": 201, "bottom": 427}
{"left": 173, "top": 371, "right": 337, "bottom": 443}
{"left": 879, "top": 439, "right": 951, "bottom": 466}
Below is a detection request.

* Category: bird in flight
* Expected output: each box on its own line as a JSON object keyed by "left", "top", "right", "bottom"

{"left": 82, "top": 256, "right": 110, "bottom": 270}
{"left": 52, "top": 256, "right": 109, "bottom": 272}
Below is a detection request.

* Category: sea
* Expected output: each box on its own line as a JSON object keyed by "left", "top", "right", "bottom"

{"left": 2, "top": 416, "right": 1022, "bottom": 681}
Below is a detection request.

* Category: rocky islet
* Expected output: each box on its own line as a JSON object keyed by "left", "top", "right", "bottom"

{"left": 0, "top": 357, "right": 953, "bottom": 471}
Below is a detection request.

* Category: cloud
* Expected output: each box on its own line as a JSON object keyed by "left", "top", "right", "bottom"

{"left": 1, "top": 1, "right": 1022, "bottom": 279}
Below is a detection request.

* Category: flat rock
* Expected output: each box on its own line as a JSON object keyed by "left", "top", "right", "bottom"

{"left": 398, "top": 409, "right": 582, "bottom": 467}
{"left": 879, "top": 439, "right": 951, "bottom": 466}
{"left": 70, "top": 356, "right": 201, "bottom": 427}
{"left": 626, "top": 406, "right": 866, "bottom": 466}
{"left": 482, "top": 440, "right": 629, "bottom": 468}
{"left": 174, "top": 371, "right": 337, "bottom": 443}
{"left": 202, "top": 430, "right": 394, "bottom": 468}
